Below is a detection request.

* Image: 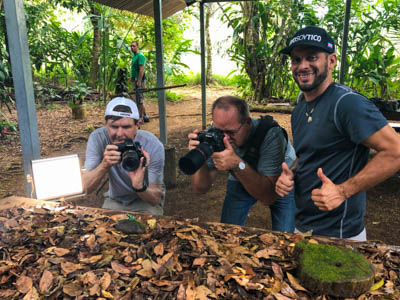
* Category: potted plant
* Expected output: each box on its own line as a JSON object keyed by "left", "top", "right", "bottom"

{"left": 65, "top": 81, "right": 91, "bottom": 120}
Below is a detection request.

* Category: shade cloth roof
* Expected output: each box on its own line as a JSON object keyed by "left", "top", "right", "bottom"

{"left": 91, "top": 0, "right": 192, "bottom": 18}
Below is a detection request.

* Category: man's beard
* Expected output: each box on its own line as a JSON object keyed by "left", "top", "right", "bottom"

{"left": 294, "top": 62, "right": 328, "bottom": 92}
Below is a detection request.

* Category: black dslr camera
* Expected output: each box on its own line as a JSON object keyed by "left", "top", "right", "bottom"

{"left": 179, "top": 128, "right": 225, "bottom": 175}
{"left": 116, "top": 139, "right": 146, "bottom": 172}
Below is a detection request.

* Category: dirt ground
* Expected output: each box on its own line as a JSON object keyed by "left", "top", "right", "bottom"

{"left": 1, "top": 86, "right": 399, "bottom": 245}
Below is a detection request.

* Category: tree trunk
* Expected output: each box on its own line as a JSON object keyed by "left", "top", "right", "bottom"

{"left": 205, "top": 3, "right": 213, "bottom": 85}
{"left": 89, "top": 4, "right": 101, "bottom": 89}
{"left": 242, "top": 2, "right": 267, "bottom": 103}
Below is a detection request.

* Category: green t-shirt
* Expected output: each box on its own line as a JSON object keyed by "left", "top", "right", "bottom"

{"left": 130, "top": 52, "right": 146, "bottom": 80}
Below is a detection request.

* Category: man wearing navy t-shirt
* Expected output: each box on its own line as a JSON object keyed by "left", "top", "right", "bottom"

{"left": 275, "top": 26, "right": 400, "bottom": 241}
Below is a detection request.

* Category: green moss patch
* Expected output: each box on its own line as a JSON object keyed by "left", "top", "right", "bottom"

{"left": 294, "top": 241, "right": 375, "bottom": 297}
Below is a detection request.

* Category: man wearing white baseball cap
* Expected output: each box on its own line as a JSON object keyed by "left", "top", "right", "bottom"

{"left": 83, "top": 97, "right": 165, "bottom": 215}
{"left": 276, "top": 26, "right": 400, "bottom": 241}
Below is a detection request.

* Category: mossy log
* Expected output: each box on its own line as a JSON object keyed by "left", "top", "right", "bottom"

{"left": 250, "top": 104, "right": 294, "bottom": 114}
{"left": 294, "top": 241, "right": 375, "bottom": 297}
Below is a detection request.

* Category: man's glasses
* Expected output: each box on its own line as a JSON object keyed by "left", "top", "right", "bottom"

{"left": 215, "top": 122, "right": 244, "bottom": 136}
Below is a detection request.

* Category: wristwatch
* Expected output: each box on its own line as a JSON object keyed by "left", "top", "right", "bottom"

{"left": 233, "top": 161, "right": 246, "bottom": 172}
{"left": 132, "top": 181, "right": 148, "bottom": 193}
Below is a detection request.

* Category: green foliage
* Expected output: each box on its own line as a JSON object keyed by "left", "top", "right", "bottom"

{"left": 130, "top": 14, "right": 197, "bottom": 88}
{"left": 34, "top": 82, "right": 62, "bottom": 105}
{"left": 0, "top": 46, "right": 14, "bottom": 113}
{"left": 114, "top": 58, "right": 130, "bottom": 95}
{"left": 167, "top": 72, "right": 201, "bottom": 86}
{"left": 7, "top": 1, "right": 195, "bottom": 102}
{"left": 306, "top": 0, "right": 400, "bottom": 100}
{"left": 219, "top": 1, "right": 299, "bottom": 102}
{"left": 167, "top": 72, "right": 238, "bottom": 88}
{"left": 64, "top": 81, "right": 91, "bottom": 106}
{"left": 43, "top": 103, "right": 60, "bottom": 111}
{"left": 166, "top": 91, "right": 184, "bottom": 102}
{"left": 0, "top": 112, "right": 17, "bottom": 133}
{"left": 216, "top": 0, "right": 400, "bottom": 102}
{"left": 84, "top": 125, "right": 95, "bottom": 133}
{"left": 2, "top": 0, "right": 398, "bottom": 109}
{"left": 212, "top": 74, "right": 237, "bottom": 87}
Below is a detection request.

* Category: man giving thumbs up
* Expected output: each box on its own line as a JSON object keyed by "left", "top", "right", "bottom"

{"left": 276, "top": 26, "right": 400, "bottom": 241}
{"left": 188, "top": 96, "right": 296, "bottom": 231}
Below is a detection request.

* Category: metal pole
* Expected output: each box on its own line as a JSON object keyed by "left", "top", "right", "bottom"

{"left": 4, "top": 0, "right": 40, "bottom": 198}
{"left": 339, "top": 0, "right": 352, "bottom": 84}
{"left": 102, "top": 14, "right": 107, "bottom": 103}
{"left": 200, "top": 1, "right": 207, "bottom": 130}
{"left": 153, "top": 0, "right": 167, "bottom": 144}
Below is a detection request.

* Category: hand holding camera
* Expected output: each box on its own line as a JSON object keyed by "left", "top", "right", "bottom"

{"left": 116, "top": 139, "right": 146, "bottom": 172}
{"left": 179, "top": 128, "right": 225, "bottom": 175}
{"left": 210, "top": 136, "right": 240, "bottom": 171}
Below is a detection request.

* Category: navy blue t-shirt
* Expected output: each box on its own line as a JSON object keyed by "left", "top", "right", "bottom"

{"left": 291, "top": 83, "right": 387, "bottom": 238}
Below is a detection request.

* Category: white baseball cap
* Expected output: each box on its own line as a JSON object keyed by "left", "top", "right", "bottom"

{"left": 105, "top": 97, "right": 139, "bottom": 120}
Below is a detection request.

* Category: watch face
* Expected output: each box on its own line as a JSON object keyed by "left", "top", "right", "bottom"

{"left": 238, "top": 161, "right": 246, "bottom": 170}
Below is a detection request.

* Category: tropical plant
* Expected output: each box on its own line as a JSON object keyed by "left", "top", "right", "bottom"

{"left": 218, "top": 0, "right": 300, "bottom": 103}
{"left": 64, "top": 81, "right": 91, "bottom": 108}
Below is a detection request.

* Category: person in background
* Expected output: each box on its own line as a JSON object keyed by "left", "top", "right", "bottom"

{"left": 130, "top": 41, "right": 150, "bottom": 123}
{"left": 83, "top": 97, "right": 165, "bottom": 215}
{"left": 276, "top": 26, "right": 400, "bottom": 241}
{"left": 187, "top": 96, "right": 296, "bottom": 232}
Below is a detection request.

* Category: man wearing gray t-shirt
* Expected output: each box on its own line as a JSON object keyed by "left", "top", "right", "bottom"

{"left": 83, "top": 97, "right": 165, "bottom": 215}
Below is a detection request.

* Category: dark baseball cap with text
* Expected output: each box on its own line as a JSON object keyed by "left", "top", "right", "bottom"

{"left": 280, "top": 26, "right": 335, "bottom": 55}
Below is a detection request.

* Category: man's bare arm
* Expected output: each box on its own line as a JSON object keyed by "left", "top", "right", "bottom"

{"left": 234, "top": 163, "right": 278, "bottom": 205}
{"left": 339, "top": 124, "right": 400, "bottom": 197}
{"left": 312, "top": 125, "right": 400, "bottom": 211}
{"left": 137, "top": 65, "right": 145, "bottom": 85}
{"left": 191, "top": 164, "right": 217, "bottom": 193}
{"left": 83, "top": 145, "right": 120, "bottom": 194}
{"left": 82, "top": 163, "right": 109, "bottom": 194}
{"left": 134, "top": 183, "right": 163, "bottom": 206}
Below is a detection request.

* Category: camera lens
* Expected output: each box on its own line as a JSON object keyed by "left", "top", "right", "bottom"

{"left": 121, "top": 150, "right": 140, "bottom": 171}
{"left": 178, "top": 143, "right": 213, "bottom": 175}
{"left": 179, "top": 150, "right": 206, "bottom": 175}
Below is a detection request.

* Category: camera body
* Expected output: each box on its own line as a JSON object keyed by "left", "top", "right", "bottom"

{"left": 116, "top": 139, "right": 146, "bottom": 172}
{"left": 179, "top": 128, "right": 225, "bottom": 175}
{"left": 196, "top": 128, "right": 225, "bottom": 153}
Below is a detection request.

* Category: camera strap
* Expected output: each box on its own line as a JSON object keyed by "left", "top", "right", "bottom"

{"left": 242, "top": 115, "right": 288, "bottom": 170}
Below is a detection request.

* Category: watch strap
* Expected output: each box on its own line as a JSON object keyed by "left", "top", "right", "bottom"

{"left": 132, "top": 181, "right": 148, "bottom": 193}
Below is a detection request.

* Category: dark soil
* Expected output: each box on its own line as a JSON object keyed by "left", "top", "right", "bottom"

{"left": 1, "top": 86, "right": 399, "bottom": 245}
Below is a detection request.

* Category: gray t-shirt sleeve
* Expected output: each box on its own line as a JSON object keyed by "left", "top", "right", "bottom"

{"left": 285, "top": 140, "right": 296, "bottom": 169}
{"left": 85, "top": 128, "right": 109, "bottom": 170}
{"left": 145, "top": 135, "right": 165, "bottom": 185}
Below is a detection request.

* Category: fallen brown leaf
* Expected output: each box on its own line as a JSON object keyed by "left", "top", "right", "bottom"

{"left": 39, "top": 270, "right": 53, "bottom": 293}
{"left": 111, "top": 261, "right": 131, "bottom": 274}
{"left": 16, "top": 275, "right": 32, "bottom": 294}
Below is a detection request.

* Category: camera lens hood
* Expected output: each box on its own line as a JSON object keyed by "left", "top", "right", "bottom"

{"left": 178, "top": 143, "right": 213, "bottom": 175}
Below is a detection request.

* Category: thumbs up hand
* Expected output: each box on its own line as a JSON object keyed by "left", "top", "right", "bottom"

{"left": 311, "top": 168, "right": 346, "bottom": 211}
{"left": 212, "top": 136, "right": 239, "bottom": 171}
{"left": 275, "top": 162, "right": 294, "bottom": 197}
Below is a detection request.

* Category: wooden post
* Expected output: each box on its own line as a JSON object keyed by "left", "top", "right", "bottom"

{"left": 164, "top": 145, "right": 176, "bottom": 188}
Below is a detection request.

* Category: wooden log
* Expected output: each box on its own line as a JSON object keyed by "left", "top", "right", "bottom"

{"left": 294, "top": 241, "right": 375, "bottom": 297}
{"left": 164, "top": 145, "right": 176, "bottom": 188}
{"left": 71, "top": 104, "right": 87, "bottom": 120}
